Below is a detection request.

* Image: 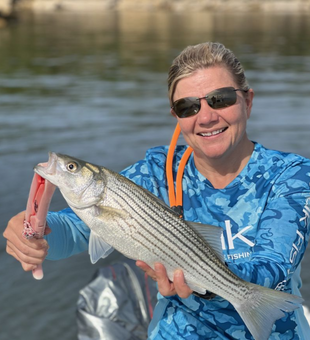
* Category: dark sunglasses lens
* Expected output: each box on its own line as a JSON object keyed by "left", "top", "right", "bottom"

{"left": 173, "top": 87, "right": 239, "bottom": 118}
{"left": 207, "top": 88, "right": 237, "bottom": 109}
{"left": 173, "top": 97, "right": 200, "bottom": 118}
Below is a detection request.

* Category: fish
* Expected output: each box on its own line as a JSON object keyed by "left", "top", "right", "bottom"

{"left": 35, "top": 152, "right": 304, "bottom": 340}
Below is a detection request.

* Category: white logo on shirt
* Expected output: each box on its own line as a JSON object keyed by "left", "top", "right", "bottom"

{"left": 299, "top": 197, "right": 310, "bottom": 227}
{"left": 221, "top": 220, "right": 255, "bottom": 250}
{"left": 288, "top": 196, "right": 310, "bottom": 268}
{"left": 289, "top": 230, "right": 304, "bottom": 265}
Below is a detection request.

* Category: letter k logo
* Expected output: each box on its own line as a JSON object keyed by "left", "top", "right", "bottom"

{"left": 221, "top": 220, "right": 255, "bottom": 250}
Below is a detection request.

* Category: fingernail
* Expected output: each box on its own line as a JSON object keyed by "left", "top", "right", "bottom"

{"left": 174, "top": 269, "right": 183, "bottom": 278}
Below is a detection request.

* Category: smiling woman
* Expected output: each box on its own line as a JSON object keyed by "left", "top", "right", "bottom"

{"left": 135, "top": 42, "right": 310, "bottom": 339}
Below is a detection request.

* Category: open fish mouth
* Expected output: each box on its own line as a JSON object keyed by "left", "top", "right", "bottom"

{"left": 34, "top": 152, "right": 58, "bottom": 177}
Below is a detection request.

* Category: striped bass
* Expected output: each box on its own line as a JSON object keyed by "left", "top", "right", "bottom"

{"left": 35, "top": 152, "right": 303, "bottom": 340}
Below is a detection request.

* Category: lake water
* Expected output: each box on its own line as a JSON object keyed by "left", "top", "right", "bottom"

{"left": 0, "top": 10, "right": 310, "bottom": 340}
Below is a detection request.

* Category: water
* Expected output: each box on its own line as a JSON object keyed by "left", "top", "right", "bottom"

{"left": 1, "top": 10, "right": 310, "bottom": 340}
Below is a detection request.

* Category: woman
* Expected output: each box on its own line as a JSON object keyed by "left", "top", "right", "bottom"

{"left": 4, "top": 42, "right": 310, "bottom": 339}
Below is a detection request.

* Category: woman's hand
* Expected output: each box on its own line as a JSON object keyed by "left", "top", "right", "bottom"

{"left": 3, "top": 211, "right": 50, "bottom": 272}
{"left": 136, "top": 260, "right": 193, "bottom": 299}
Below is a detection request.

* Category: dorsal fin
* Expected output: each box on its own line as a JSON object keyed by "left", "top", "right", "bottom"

{"left": 188, "top": 222, "right": 225, "bottom": 263}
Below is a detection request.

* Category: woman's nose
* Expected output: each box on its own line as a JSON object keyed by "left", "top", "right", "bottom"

{"left": 196, "top": 99, "right": 219, "bottom": 124}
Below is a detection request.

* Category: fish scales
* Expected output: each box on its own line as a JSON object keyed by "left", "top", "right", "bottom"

{"left": 107, "top": 172, "right": 247, "bottom": 299}
{"left": 34, "top": 152, "right": 304, "bottom": 340}
{"left": 117, "top": 183, "right": 246, "bottom": 291}
{"left": 85, "top": 165, "right": 251, "bottom": 299}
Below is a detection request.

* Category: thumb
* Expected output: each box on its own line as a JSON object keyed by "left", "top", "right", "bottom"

{"left": 44, "top": 225, "right": 52, "bottom": 235}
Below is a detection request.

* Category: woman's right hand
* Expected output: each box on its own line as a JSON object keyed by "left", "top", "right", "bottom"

{"left": 3, "top": 211, "right": 50, "bottom": 272}
{"left": 136, "top": 261, "right": 193, "bottom": 299}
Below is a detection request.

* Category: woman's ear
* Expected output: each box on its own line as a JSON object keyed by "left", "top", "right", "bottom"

{"left": 170, "top": 108, "right": 177, "bottom": 118}
{"left": 245, "top": 89, "right": 254, "bottom": 119}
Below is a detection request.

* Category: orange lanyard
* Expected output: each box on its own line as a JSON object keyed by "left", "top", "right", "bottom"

{"left": 166, "top": 123, "right": 193, "bottom": 218}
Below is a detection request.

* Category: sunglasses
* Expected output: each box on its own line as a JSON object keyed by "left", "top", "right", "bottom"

{"left": 171, "top": 87, "right": 248, "bottom": 118}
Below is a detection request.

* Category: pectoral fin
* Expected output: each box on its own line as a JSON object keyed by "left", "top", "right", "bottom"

{"left": 89, "top": 231, "right": 114, "bottom": 264}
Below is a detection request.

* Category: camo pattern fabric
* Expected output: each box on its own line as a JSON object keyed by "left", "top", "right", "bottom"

{"left": 120, "top": 142, "right": 310, "bottom": 339}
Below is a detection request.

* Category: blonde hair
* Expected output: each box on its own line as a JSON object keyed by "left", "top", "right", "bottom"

{"left": 168, "top": 42, "right": 250, "bottom": 105}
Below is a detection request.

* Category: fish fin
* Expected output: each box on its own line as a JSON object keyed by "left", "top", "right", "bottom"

{"left": 89, "top": 231, "right": 114, "bottom": 264}
{"left": 235, "top": 284, "right": 304, "bottom": 340}
{"left": 189, "top": 285, "right": 207, "bottom": 295}
{"left": 187, "top": 282, "right": 215, "bottom": 296}
{"left": 188, "top": 222, "right": 225, "bottom": 263}
{"left": 192, "top": 290, "right": 216, "bottom": 300}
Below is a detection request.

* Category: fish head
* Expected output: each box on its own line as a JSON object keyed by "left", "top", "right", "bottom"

{"left": 34, "top": 152, "right": 105, "bottom": 209}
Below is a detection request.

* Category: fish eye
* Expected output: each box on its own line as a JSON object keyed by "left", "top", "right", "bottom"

{"left": 66, "top": 162, "right": 78, "bottom": 172}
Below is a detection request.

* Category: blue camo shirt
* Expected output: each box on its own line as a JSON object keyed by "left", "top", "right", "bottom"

{"left": 46, "top": 142, "right": 310, "bottom": 339}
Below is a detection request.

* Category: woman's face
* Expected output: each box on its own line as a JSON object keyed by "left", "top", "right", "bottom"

{"left": 172, "top": 66, "right": 254, "bottom": 165}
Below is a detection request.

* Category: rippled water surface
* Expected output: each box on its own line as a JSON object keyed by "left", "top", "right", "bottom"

{"left": 1, "top": 10, "right": 310, "bottom": 340}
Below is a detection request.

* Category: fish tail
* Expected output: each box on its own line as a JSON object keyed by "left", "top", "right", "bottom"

{"left": 235, "top": 284, "right": 303, "bottom": 340}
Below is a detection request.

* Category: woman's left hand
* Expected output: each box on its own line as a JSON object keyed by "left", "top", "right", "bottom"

{"left": 136, "top": 261, "right": 193, "bottom": 299}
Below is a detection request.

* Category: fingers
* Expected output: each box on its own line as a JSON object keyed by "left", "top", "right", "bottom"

{"left": 136, "top": 261, "right": 193, "bottom": 299}
{"left": 6, "top": 242, "right": 38, "bottom": 271}
{"left": 154, "top": 263, "right": 177, "bottom": 296}
{"left": 6, "top": 238, "right": 48, "bottom": 271}
{"left": 173, "top": 269, "right": 193, "bottom": 299}
{"left": 3, "top": 211, "right": 49, "bottom": 272}
{"left": 136, "top": 260, "right": 157, "bottom": 280}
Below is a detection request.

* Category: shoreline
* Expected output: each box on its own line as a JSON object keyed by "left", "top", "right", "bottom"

{"left": 2, "top": 0, "right": 310, "bottom": 16}
{"left": 29, "top": 0, "right": 310, "bottom": 13}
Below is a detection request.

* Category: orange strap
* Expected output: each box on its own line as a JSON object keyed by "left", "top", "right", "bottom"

{"left": 166, "top": 123, "right": 193, "bottom": 218}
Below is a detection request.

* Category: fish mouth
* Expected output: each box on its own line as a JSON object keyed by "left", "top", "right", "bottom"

{"left": 34, "top": 152, "right": 58, "bottom": 179}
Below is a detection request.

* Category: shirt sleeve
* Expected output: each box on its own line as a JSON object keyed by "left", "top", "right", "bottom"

{"left": 45, "top": 208, "right": 90, "bottom": 260}
{"left": 228, "top": 162, "right": 310, "bottom": 290}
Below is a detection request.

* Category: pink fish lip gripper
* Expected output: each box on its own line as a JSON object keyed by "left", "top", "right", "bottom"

{"left": 23, "top": 170, "right": 56, "bottom": 280}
